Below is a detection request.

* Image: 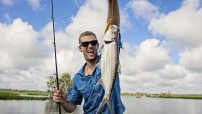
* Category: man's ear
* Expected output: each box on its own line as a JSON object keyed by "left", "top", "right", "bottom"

{"left": 97, "top": 43, "right": 99, "bottom": 49}
{"left": 78, "top": 45, "right": 82, "bottom": 52}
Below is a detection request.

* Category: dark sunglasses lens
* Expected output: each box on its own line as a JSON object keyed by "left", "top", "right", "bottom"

{"left": 81, "top": 42, "right": 89, "bottom": 47}
{"left": 90, "top": 40, "right": 97, "bottom": 46}
{"left": 81, "top": 40, "right": 97, "bottom": 47}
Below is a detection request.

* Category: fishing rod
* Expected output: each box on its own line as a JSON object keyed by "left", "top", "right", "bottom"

{"left": 50, "top": 0, "right": 61, "bottom": 114}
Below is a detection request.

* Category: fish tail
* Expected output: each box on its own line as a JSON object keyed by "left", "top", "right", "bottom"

{"left": 96, "top": 97, "right": 113, "bottom": 114}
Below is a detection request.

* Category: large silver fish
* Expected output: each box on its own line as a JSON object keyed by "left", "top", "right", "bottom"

{"left": 96, "top": 24, "right": 120, "bottom": 114}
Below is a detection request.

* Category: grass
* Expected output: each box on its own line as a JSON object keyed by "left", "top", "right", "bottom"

{"left": 147, "top": 94, "right": 202, "bottom": 100}
{"left": 163, "top": 94, "right": 202, "bottom": 99}
{"left": 121, "top": 92, "right": 202, "bottom": 100}
{"left": 0, "top": 89, "right": 50, "bottom": 100}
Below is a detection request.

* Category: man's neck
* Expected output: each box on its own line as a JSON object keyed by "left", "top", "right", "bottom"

{"left": 86, "top": 57, "right": 98, "bottom": 69}
{"left": 85, "top": 58, "right": 98, "bottom": 76}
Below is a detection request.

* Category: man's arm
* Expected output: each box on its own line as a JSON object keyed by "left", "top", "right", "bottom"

{"left": 61, "top": 99, "right": 77, "bottom": 113}
{"left": 53, "top": 89, "right": 77, "bottom": 113}
{"left": 107, "top": 0, "right": 120, "bottom": 27}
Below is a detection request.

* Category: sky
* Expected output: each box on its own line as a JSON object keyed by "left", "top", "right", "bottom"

{"left": 0, "top": 0, "right": 202, "bottom": 94}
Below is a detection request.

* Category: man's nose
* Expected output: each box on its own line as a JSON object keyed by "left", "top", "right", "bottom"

{"left": 87, "top": 43, "right": 93, "bottom": 47}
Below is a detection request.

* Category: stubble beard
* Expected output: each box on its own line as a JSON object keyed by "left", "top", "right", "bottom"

{"left": 84, "top": 52, "right": 98, "bottom": 62}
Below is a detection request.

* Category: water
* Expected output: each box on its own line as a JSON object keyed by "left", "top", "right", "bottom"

{"left": 122, "top": 96, "right": 202, "bottom": 114}
{"left": 0, "top": 96, "right": 202, "bottom": 114}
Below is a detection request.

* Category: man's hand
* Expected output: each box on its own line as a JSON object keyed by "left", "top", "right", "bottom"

{"left": 107, "top": 0, "right": 120, "bottom": 27}
{"left": 52, "top": 88, "right": 77, "bottom": 113}
{"left": 53, "top": 88, "right": 67, "bottom": 104}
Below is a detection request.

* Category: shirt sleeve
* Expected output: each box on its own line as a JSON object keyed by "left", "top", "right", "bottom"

{"left": 67, "top": 78, "right": 83, "bottom": 105}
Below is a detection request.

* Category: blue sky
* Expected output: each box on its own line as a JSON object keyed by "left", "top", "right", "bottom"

{"left": 0, "top": 0, "right": 202, "bottom": 94}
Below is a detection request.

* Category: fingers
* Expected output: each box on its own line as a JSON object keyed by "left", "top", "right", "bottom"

{"left": 59, "top": 89, "right": 67, "bottom": 99}
{"left": 59, "top": 88, "right": 64, "bottom": 94}
{"left": 52, "top": 89, "right": 64, "bottom": 103}
{"left": 52, "top": 89, "right": 67, "bottom": 104}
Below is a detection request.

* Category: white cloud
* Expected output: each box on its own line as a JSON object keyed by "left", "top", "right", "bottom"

{"left": 40, "top": 0, "right": 109, "bottom": 76}
{"left": 72, "top": 0, "right": 84, "bottom": 7}
{"left": 0, "top": 0, "right": 17, "bottom": 6}
{"left": 65, "top": 0, "right": 107, "bottom": 43}
{"left": 27, "top": 0, "right": 41, "bottom": 10}
{"left": 120, "top": 37, "right": 202, "bottom": 93}
{"left": 0, "top": 0, "right": 42, "bottom": 10}
{"left": 4, "top": 13, "right": 12, "bottom": 23}
{"left": 1, "top": 0, "right": 202, "bottom": 94}
{"left": 149, "top": 0, "right": 202, "bottom": 47}
{"left": 128, "top": 0, "right": 160, "bottom": 21}
{"left": 158, "top": 64, "right": 186, "bottom": 80}
{"left": 134, "top": 39, "right": 170, "bottom": 71}
{"left": 119, "top": 0, "right": 202, "bottom": 94}
{"left": 180, "top": 46, "right": 202, "bottom": 73}
{"left": 0, "top": 0, "right": 108, "bottom": 90}
{"left": 0, "top": 18, "right": 50, "bottom": 90}
{"left": 120, "top": 8, "right": 132, "bottom": 32}
{"left": 0, "top": 18, "right": 47, "bottom": 70}
{"left": 186, "top": 72, "right": 202, "bottom": 84}
{"left": 120, "top": 39, "right": 171, "bottom": 76}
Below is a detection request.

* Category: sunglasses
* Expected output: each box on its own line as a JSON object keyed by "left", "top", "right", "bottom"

{"left": 80, "top": 40, "right": 98, "bottom": 47}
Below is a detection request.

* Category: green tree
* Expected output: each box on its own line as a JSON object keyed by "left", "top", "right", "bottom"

{"left": 47, "top": 72, "right": 72, "bottom": 95}
{"left": 59, "top": 72, "right": 72, "bottom": 93}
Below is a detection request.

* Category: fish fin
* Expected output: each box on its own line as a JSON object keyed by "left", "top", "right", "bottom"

{"left": 95, "top": 79, "right": 105, "bottom": 89}
{"left": 96, "top": 98, "right": 113, "bottom": 114}
{"left": 95, "top": 61, "right": 101, "bottom": 69}
{"left": 99, "top": 44, "right": 104, "bottom": 53}
{"left": 96, "top": 98, "right": 106, "bottom": 114}
{"left": 117, "top": 63, "right": 121, "bottom": 75}
{"left": 107, "top": 100, "right": 113, "bottom": 114}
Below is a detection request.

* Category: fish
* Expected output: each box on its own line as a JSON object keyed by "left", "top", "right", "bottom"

{"left": 96, "top": 24, "right": 121, "bottom": 114}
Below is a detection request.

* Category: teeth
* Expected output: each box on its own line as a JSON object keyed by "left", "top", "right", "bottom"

{"left": 88, "top": 51, "right": 93, "bottom": 53}
{"left": 87, "top": 49, "right": 93, "bottom": 53}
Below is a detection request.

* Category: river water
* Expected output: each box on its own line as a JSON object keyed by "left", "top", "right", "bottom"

{"left": 0, "top": 96, "right": 201, "bottom": 114}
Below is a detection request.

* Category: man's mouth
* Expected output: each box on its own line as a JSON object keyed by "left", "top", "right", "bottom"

{"left": 87, "top": 49, "right": 94, "bottom": 55}
{"left": 87, "top": 49, "right": 93, "bottom": 52}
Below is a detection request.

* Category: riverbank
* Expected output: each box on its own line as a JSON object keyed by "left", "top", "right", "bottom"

{"left": 0, "top": 89, "right": 49, "bottom": 100}
{"left": 121, "top": 92, "right": 202, "bottom": 100}
{"left": 148, "top": 94, "right": 202, "bottom": 99}
{"left": 1, "top": 89, "right": 202, "bottom": 100}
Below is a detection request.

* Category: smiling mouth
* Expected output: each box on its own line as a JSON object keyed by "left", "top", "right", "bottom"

{"left": 87, "top": 50, "right": 94, "bottom": 53}
{"left": 87, "top": 48, "right": 94, "bottom": 55}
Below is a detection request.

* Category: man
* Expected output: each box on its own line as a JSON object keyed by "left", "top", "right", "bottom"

{"left": 52, "top": 0, "right": 125, "bottom": 113}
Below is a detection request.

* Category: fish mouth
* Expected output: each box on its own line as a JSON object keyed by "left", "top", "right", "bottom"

{"left": 104, "top": 40, "right": 113, "bottom": 44}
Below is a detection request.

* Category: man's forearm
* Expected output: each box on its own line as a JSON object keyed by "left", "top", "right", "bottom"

{"left": 61, "top": 99, "right": 77, "bottom": 113}
{"left": 108, "top": 0, "right": 120, "bottom": 27}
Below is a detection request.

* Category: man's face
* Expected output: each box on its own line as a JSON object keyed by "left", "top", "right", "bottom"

{"left": 79, "top": 35, "right": 99, "bottom": 62}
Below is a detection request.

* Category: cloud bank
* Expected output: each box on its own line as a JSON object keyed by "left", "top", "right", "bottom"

{"left": 0, "top": 0, "right": 202, "bottom": 94}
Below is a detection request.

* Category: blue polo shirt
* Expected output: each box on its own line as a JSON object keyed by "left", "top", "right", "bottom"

{"left": 68, "top": 62, "right": 125, "bottom": 114}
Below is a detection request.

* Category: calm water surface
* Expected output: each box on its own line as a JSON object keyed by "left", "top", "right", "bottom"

{"left": 122, "top": 96, "right": 202, "bottom": 114}
{"left": 0, "top": 96, "right": 202, "bottom": 114}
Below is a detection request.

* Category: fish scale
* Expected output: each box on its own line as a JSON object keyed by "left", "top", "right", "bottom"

{"left": 101, "top": 42, "right": 117, "bottom": 99}
{"left": 96, "top": 25, "right": 119, "bottom": 114}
